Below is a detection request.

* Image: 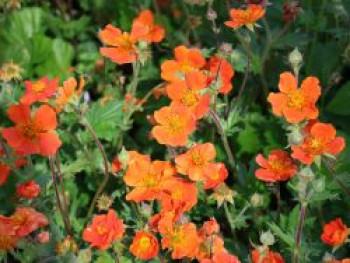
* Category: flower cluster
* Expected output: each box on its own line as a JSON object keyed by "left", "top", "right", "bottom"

{"left": 99, "top": 9, "right": 165, "bottom": 64}
{"left": 0, "top": 207, "right": 48, "bottom": 250}
{"left": 255, "top": 71, "right": 345, "bottom": 182}
{"left": 152, "top": 44, "right": 234, "bottom": 146}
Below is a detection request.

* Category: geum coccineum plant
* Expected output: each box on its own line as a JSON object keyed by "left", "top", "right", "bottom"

{"left": 0, "top": 2, "right": 349, "bottom": 263}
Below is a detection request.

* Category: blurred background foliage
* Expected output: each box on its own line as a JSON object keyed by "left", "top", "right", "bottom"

{"left": 0, "top": 0, "right": 350, "bottom": 262}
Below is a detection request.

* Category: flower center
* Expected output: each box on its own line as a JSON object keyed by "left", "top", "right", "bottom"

{"left": 144, "top": 174, "right": 159, "bottom": 187}
{"left": 288, "top": 90, "right": 305, "bottom": 109}
{"left": 12, "top": 214, "right": 27, "bottom": 226}
{"left": 171, "top": 227, "right": 185, "bottom": 245}
{"left": 32, "top": 81, "right": 46, "bottom": 93}
{"left": 181, "top": 90, "right": 197, "bottom": 107}
{"left": 139, "top": 236, "right": 151, "bottom": 250}
{"left": 119, "top": 33, "right": 134, "bottom": 49}
{"left": 96, "top": 225, "right": 107, "bottom": 235}
{"left": 20, "top": 122, "right": 40, "bottom": 140}
{"left": 307, "top": 137, "right": 324, "bottom": 155}
{"left": 168, "top": 116, "right": 183, "bottom": 134}
{"left": 191, "top": 151, "right": 204, "bottom": 166}
{"left": 268, "top": 159, "right": 284, "bottom": 173}
{"left": 172, "top": 189, "right": 183, "bottom": 200}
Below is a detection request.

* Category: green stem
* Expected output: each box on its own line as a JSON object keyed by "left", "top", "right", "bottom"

{"left": 49, "top": 157, "right": 72, "bottom": 235}
{"left": 81, "top": 119, "right": 110, "bottom": 220}
{"left": 293, "top": 203, "right": 308, "bottom": 263}
{"left": 55, "top": 153, "right": 70, "bottom": 221}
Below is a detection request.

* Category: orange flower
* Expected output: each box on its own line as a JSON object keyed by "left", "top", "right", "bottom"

{"left": 201, "top": 251, "right": 241, "bottom": 263}
{"left": 175, "top": 143, "right": 216, "bottom": 181}
{"left": 0, "top": 147, "right": 11, "bottom": 186}
{"left": 200, "top": 218, "right": 220, "bottom": 236}
{"left": 130, "top": 231, "right": 159, "bottom": 260}
{"left": 131, "top": 9, "right": 165, "bottom": 43}
{"left": 16, "top": 180, "right": 41, "bottom": 199}
{"left": 203, "top": 163, "right": 228, "bottom": 190}
{"left": 0, "top": 216, "right": 17, "bottom": 250}
{"left": 0, "top": 235, "right": 19, "bottom": 250}
{"left": 291, "top": 122, "right": 346, "bottom": 164}
{"left": 83, "top": 210, "right": 124, "bottom": 250}
{"left": 206, "top": 56, "right": 234, "bottom": 94}
{"left": 159, "top": 178, "right": 198, "bottom": 213}
{"left": 268, "top": 72, "right": 321, "bottom": 124}
{"left": 196, "top": 219, "right": 226, "bottom": 261}
{"left": 166, "top": 71, "right": 210, "bottom": 119}
{"left": 251, "top": 249, "right": 285, "bottom": 263}
{"left": 160, "top": 221, "right": 199, "bottom": 259}
{"left": 197, "top": 236, "right": 225, "bottom": 261}
{"left": 11, "top": 207, "right": 48, "bottom": 237}
{"left": 161, "top": 45, "right": 206, "bottom": 82}
{"left": 124, "top": 152, "right": 175, "bottom": 202}
{"left": 55, "top": 76, "right": 85, "bottom": 112}
{"left": 1, "top": 104, "right": 61, "bottom": 157}
{"left": 225, "top": 4, "right": 265, "bottom": 30}
{"left": 152, "top": 104, "right": 196, "bottom": 147}
{"left": 21, "top": 77, "right": 58, "bottom": 105}
{"left": 321, "top": 218, "right": 348, "bottom": 247}
{"left": 255, "top": 150, "right": 297, "bottom": 182}
{"left": 99, "top": 24, "right": 138, "bottom": 64}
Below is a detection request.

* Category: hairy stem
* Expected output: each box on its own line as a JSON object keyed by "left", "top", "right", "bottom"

{"left": 49, "top": 157, "right": 72, "bottom": 235}
{"left": 82, "top": 119, "right": 110, "bottom": 220}
{"left": 294, "top": 203, "right": 307, "bottom": 263}
{"left": 209, "top": 109, "right": 236, "bottom": 178}
{"left": 55, "top": 153, "right": 70, "bottom": 220}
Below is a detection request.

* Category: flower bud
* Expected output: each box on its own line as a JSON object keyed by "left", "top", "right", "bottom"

{"left": 37, "top": 231, "right": 50, "bottom": 244}
{"left": 77, "top": 249, "right": 92, "bottom": 263}
{"left": 206, "top": 8, "right": 217, "bottom": 21}
{"left": 97, "top": 194, "right": 114, "bottom": 211}
{"left": 250, "top": 193, "right": 264, "bottom": 207}
{"left": 288, "top": 48, "right": 303, "bottom": 75}
{"left": 260, "top": 230, "right": 275, "bottom": 246}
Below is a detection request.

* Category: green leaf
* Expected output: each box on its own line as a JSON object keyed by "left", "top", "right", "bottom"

{"left": 327, "top": 82, "right": 350, "bottom": 116}
{"left": 5, "top": 7, "right": 44, "bottom": 43}
{"left": 237, "top": 124, "right": 262, "bottom": 156}
{"left": 85, "top": 100, "right": 123, "bottom": 141}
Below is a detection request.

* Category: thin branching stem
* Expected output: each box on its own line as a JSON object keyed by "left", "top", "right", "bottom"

{"left": 49, "top": 157, "right": 72, "bottom": 235}
{"left": 55, "top": 153, "right": 70, "bottom": 220}
{"left": 294, "top": 203, "right": 307, "bottom": 263}
{"left": 82, "top": 119, "right": 110, "bottom": 220}
{"left": 209, "top": 109, "right": 236, "bottom": 178}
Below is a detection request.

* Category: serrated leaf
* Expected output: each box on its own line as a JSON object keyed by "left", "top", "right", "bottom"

{"left": 85, "top": 100, "right": 123, "bottom": 141}
{"left": 237, "top": 124, "right": 262, "bottom": 156}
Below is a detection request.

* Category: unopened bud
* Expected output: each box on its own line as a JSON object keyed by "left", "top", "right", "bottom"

{"left": 206, "top": 8, "right": 217, "bottom": 21}
{"left": 220, "top": 43, "right": 233, "bottom": 55}
{"left": 250, "top": 193, "right": 264, "bottom": 207}
{"left": 289, "top": 48, "right": 303, "bottom": 74}
{"left": 260, "top": 230, "right": 275, "bottom": 246}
